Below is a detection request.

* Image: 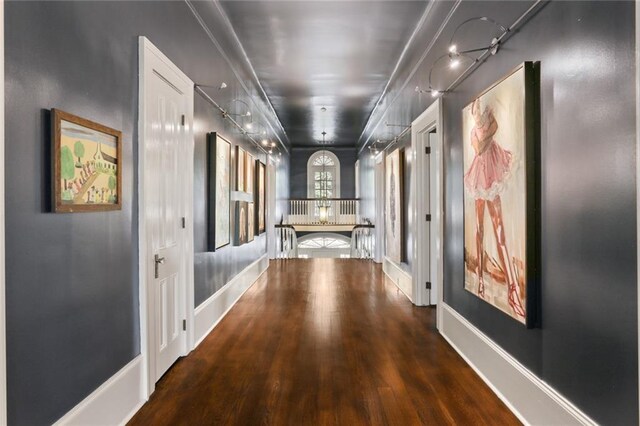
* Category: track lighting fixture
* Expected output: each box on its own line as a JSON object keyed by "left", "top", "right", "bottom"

{"left": 427, "top": 16, "right": 508, "bottom": 99}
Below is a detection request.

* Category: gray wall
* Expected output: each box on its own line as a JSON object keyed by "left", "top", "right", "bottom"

{"left": 5, "top": 1, "right": 289, "bottom": 425}
{"left": 358, "top": 1, "right": 638, "bottom": 424}
{"left": 289, "top": 147, "right": 357, "bottom": 199}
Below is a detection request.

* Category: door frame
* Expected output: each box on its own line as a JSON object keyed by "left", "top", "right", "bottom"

{"left": 266, "top": 156, "right": 277, "bottom": 259}
{"left": 411, "top": 99, "right": 444, "bottom": 326}
{"left": 137, "top": 36, "right": 195, "bottom": 398}
{"left": 373, "top": 153, "right": 385, "bottom": 263}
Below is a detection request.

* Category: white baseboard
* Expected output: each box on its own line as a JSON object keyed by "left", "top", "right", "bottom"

{"left": 440, "top": 304, "right": 597, "bottom": 426}
{"left": 382, "top": 257, "right": 413, "bottom": 302}
{"left": 194, "top": 254, "right": 269, "bottom": 346}
{"left": 53, "top": 355, "right": 144, "bottom": 426}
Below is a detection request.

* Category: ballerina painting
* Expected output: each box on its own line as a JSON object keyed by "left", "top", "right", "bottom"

{"left": 463, "top": 64, "right": 537, "bottom": 325}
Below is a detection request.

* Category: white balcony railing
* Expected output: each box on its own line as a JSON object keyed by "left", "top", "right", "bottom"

{"left": 287, "top": 198, "right": 359, "bottom": 226}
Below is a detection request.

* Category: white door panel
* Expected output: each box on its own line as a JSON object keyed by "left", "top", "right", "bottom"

{"left": 140, "top": 38, "right": 193, "bottom": 384}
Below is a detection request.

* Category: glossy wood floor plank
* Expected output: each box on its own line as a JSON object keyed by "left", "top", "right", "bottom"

{"left": 128, "top": 259, "right": 520, "bottom": 426}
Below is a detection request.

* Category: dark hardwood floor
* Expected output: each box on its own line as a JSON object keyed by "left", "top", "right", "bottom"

{"left": 128, "top": 259, "right": 519, "bottom": 425}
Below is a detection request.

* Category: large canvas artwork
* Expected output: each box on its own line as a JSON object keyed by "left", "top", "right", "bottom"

{"left": 207, "top": 133, "right": 231, "bottom": 251}
{"left": 463, "top": 62, "right": 539, "bottom": 326}
{"left": 234, "top": 201, "right": 248, "bottom": 246}
{"left": 385, "top": 148, "right": 404, "bottom": 263}
{"left": 52, "top": 109, "right": 122, "bottom": 212}
{"left": 236, "top": 146, "right": 246, "bottom": 192}
{"left": 255, "top": 161, "right": 266, "bottom": 234}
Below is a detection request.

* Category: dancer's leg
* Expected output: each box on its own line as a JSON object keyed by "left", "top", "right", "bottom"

{"left": 474, "top": 199, "right": 486, "bottom": 297}
{"left": 487, "top": 196, "right": 525, "bottom": 317}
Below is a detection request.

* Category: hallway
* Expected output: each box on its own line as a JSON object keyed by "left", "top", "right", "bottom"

{"left": 129, "top": 259, "right": 518, "bottom": 425}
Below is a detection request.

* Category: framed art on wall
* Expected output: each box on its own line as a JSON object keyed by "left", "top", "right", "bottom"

{"left": 255, "top": 160, "right": 266, "bottom": 234}
{"left": 52, "top": 109, "right": 122, "bottom": 213}
{"left": 385, "top": 148, "right": 404, "bottom": 264}
{"left": 462, "top": 62, "right": 539, "bottom": 327}
{"left": 247, "top": 202, "right": 255, "bottom": 242}
{"left": 207, "top": 132, "right": 231, "bottom": 251}
{"left": 236, "top": 146, "right": 246, "bottom": 191}
{"left": 234, "top": 201, "right": 248, "bottom": 246}
{"left": 245, "top": 152, "right": 254, "bottom": 195}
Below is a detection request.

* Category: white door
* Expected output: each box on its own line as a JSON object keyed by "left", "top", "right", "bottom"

{"left": 139, "top": 37, "right": 194, "bottom": 387}
{"left": 411, "top": 101, "right": 443, "bottom": 323}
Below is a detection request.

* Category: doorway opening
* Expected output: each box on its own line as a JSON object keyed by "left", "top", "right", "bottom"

{"left": 411, "top": 100, "right": 444, "bottom": 328}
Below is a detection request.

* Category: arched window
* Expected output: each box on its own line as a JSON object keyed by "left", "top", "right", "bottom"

{"left": 307, "top": 150, "right": 340, "bottom": 199}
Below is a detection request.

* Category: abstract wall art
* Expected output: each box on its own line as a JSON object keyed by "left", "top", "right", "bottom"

{"left": 247, "top": 202, "right": 255, "bottom": 242}
{"left": 236, "top": 146, "right": 246, "bottom": 192}
{"left": 256, "top": 160, "right": 266, "bottom": 234}
{"left": 207, "top": 132, "right": 231, "bottom": 251}
{"left": 52, "top": 109, "right": 122, "bottom": 212}
{"left": 245, "top": 152, "right": 254, "bottom": 195}
{"left": 385, "top": 148, "right": 404, "bottom": 264}
{"left": 234, "top": 201, "right": 248, "bottom": 246}
{"left": 462, "top": 62, "right": 539, "bottom": 326}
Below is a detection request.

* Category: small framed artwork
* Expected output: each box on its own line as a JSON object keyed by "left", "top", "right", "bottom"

{"left": 207, "top": 132, "right": 231, "bottom": 251}
{"left": 52, "top": 109, "right": 122, "bottom": 213}
{"left": 255, "top": 160, "right": 266, "bottom": 234}
{"left": 247, "top": 202, "right": 255, "bottom": 242}
{"left": 233, "top": 201, "right": 248, "bottom": 246}
{"left": 245, "top": 152, "right": 254, "bottom": 195}
{"left": 462, "top": 62, "right": 539, "bottom": 327}
{"left": 236, "top": 146, "right": 246, "bottom": 191}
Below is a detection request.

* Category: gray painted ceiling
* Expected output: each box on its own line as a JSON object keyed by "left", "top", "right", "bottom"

{"left": 219, "top": 0, "right": 429, "bottom": 147}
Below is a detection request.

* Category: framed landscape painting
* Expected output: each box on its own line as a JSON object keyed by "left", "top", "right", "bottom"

{"left": 52, "top": 109, "right": 122, "bottom": 213}
{"left": 462, "top": 62, "right": 539, "bottom": 327}
{"left": 255, "top": 160, "right": 266, "bottom": 234}
{"left": 385, "top": 148, "right": 404, "bottom": 264}
{"left": 236, "top": 146, "right": 246, "bottom": 192}
{"left": 207, "top": 132, "right": 231, "bottom": 251}
{"left": 233, "top": 201, "right": 248, "bottom": 246}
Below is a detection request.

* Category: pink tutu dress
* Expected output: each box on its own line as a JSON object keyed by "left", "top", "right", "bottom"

{"left": 464, "top": 124, "right": 513, "bottom": 201}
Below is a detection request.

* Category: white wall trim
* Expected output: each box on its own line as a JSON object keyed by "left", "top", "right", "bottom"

{"left": 195, "top": 254, "right": 269, "bottom": 346}
{"left": 383, "top": 257, "right": 413, "bottom": 302}
{"left": 440, "top": 303, "right": 597, "bottom": 426}
{"left": 0, "top": 1, "right": 7, "bottom": 423}
{"left": 53, "top": 356, "right": 145, "bottom": 426}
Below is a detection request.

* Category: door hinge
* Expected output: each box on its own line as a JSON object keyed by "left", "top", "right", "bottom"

{"left": 181, "top": 114, "right": 186, "bottom": 126}
{"left": 181, "top": 217, "right": 186, "bottom": 229}
{"left": 426, "top": 214, "right": 431, "bottom": 222}
{"left": 182, "top": 319, "right": 186, "bottom": 331}
{"left": 425, "top": 281, "right": 432, "bottom": 290}
{"left": 425, "top": 146, "right": 431, "bottom": 154}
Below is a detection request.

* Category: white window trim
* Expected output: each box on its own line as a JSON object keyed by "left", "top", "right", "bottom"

{"left": 307, "top": 150, "right": 341, "bottom": 199}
